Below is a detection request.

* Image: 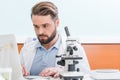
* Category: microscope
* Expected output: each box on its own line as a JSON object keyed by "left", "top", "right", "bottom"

{"left": 56, "top": 26, "right": 84, "bottom": 80}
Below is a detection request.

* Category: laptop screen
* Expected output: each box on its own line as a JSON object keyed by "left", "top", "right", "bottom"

{"left": 0, "top": 34, "right": 24, "bottom": 80}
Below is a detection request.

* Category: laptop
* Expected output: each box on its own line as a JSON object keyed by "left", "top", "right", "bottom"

{"left": 0, "top": 34, "right": 51, "bottom": 80}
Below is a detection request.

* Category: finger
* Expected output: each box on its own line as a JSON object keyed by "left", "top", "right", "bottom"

{"left": 41, "top": 69, "right": 56, "bottom": 77}
{"left": 22, "top": 65, "right": 30, "bottom": 76}
{"left": 40, "top": 70, "right": 49, "bottom": 76}
{"left": 22, "top": 66, "right": 26, "bottom": 75}
{"left": 53, "top": 72, "right": 59, "bottom": 78}
{"left": 45, "top": 69, "right": 58, "bottom": 77}
{"left": 45, "top": 70, "right": 55, "bottom": 76}
{"left": 25, "top": 72, "right": 30, "bottom": 76}
{"left": 40, "top": 69, "right": 50, "bottom": 76}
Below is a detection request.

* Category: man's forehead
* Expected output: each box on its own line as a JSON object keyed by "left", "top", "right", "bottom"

{"left": 32, "top": 15, "right": 53, "bottom": 25}
{"left": 32, "top": 15, "right": 52, "bottom": 20}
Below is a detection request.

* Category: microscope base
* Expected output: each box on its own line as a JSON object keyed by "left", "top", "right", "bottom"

{"left": 59, "top": 72, "right": 84, "bottom": 80}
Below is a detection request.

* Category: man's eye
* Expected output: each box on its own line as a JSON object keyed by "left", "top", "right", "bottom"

{"left": 34, "top": 25, "right": 39, "bottom": 29}
{"left": 43, "top": 24, "right": 48, "bottom": 28}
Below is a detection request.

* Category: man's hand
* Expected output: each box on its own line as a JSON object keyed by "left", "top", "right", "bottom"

{"left": 39, "top": 67, "right": 62, "bottom": 78}
{"left": 22, "top": 65, "right": 30, "bottom": 76}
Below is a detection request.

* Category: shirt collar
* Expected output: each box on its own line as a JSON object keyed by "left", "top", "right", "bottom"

{"left": 52, "top": 35, "right": 61, "bottom": 49}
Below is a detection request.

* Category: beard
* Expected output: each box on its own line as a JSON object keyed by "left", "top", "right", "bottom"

{"left": 37, "top": 29, "right": 57, "bottom": 45}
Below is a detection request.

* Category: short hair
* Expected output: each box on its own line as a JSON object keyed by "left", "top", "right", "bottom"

{"left": 31, "top": 1, "right": 58, "bottom": 21}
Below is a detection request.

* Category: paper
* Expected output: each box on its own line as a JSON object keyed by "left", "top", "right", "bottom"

{"left": 90, "top": 69, "right": 120, "bottom": 80}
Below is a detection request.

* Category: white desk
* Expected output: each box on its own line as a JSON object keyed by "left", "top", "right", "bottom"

{"left": 32, "top": 74, "right": 120, "bottom": 80}
{"left": 31, "top": 75, "right": 92, "bottom": 80}
{"left": 27, "top": 70, "right": 120, "bottom": 80}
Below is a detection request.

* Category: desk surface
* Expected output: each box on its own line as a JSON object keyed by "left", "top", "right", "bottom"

{"left": 28, "top": 75, "right": 92, "bottom": 80}
{"left": 31, "top": 71, "right": 120, "bottom": 80}
{"left": 24, "top": 70, "right": 120, "bottom": 80}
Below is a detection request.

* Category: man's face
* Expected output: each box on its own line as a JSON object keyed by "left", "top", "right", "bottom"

{"left": 32, "top": 15, "right": 59, "bottom": 44}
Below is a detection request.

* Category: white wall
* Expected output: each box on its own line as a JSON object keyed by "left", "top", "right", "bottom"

{"left": 0, "top": 0, "right": 120, "bottom": 39}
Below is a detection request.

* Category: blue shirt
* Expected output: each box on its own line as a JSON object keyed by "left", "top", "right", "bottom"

{"left": 30, "top": 36, "right": 61, "bottom": 75}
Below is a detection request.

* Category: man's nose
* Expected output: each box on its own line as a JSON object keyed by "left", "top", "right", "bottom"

{"left": 38, "top": 27, "right": 44, "bottom": 35}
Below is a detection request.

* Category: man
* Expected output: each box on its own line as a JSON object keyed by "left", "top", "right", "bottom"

{"left": 20, "top": 1, "right": 90, "bottom": 78}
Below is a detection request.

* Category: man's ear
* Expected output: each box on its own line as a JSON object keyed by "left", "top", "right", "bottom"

{"left": 55, "top": 19, "right": 60, "bottom": 27}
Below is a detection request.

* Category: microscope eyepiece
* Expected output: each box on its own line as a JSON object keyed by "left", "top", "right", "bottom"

{"left": 64, "top": 26, "right": 70, "bottom": 37}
